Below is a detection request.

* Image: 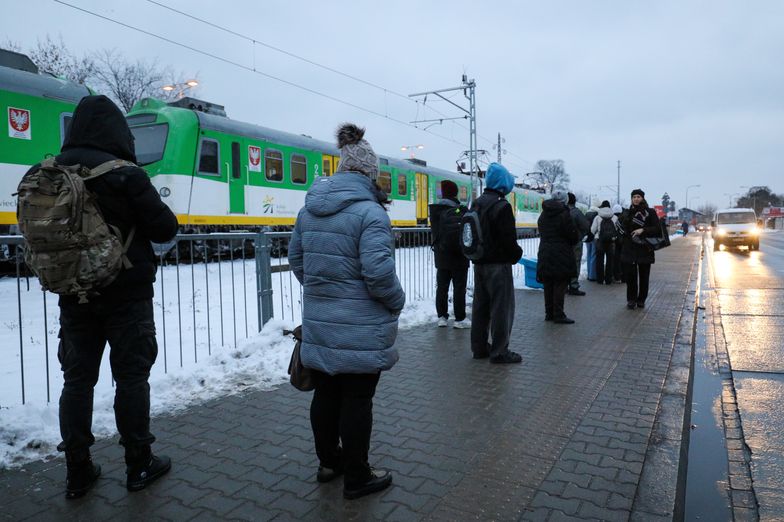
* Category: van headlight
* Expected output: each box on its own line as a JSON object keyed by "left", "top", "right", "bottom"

{"left": 716, "top": 228, "right": 727, "bottom": 236}
{"left": 750, "top": 227, "right": 760, "bottom": 236}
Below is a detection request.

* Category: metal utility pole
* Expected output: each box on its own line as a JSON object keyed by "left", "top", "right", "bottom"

{"left": 493, "top": 132, "right": 506, "bottom": 163}
{"left": 616, "top": 160, "right": 621, "bottom": 205}
{"left": 410, "top": 75, "right": 477, "bottom": 203}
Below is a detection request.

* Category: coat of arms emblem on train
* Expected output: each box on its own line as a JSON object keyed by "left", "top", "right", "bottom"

{"left": 248, "top": 145, "right": 261, "bottom": 172}
{"left": 8, "top": 107, "right": 31, "bottom": 140}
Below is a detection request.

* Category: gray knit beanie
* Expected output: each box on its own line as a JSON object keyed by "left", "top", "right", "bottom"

{"left": 336, "top": 123, "right": 379, "bottom": 180}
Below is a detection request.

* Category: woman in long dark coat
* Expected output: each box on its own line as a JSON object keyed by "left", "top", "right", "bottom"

{"left": 620, "top": 189, "right": 661, "bottom": 309}
{"left": 536, "top": 190, "right": 580, "bottom": 323}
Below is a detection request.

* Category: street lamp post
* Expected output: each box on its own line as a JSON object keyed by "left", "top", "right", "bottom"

{"left": 162, "top": 79, "right": 199, "bottom": 99}
{"left": 400, "top": 144, "right": 424, "bottom": 159}
{"left": 724, "top": 192, "right": 740, "bottom": 207}
{"left": 685, "top": 184, "right": 700, "bottom": 210}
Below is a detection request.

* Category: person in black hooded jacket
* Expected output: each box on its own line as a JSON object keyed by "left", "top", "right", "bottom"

{"left": 26, "top": 95, "right": 179, "bottom": 499}
{"left": 536, "top": 191, "right": 579, "bottom": 323}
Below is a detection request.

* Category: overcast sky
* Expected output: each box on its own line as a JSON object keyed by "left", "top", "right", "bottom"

{"left": 3, "top": 0, "right": 783, "bottom": 209}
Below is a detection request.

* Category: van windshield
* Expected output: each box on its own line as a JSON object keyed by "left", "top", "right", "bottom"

{"left": 717, "top": 212, "right": 756, "bottom": 224}
{"left": 129, "top": 123, "right": 169, "bottom": 166}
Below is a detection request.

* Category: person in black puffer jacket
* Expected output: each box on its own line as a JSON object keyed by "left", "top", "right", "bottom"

{"left": 428, "top": 180, "right": 470, "bottom": 328}
{"left": 620, "top": 189, "right": 661, "bottom": 309}
{"left": 25, "top": 95, "right": 179, "bottom": 499}
{"left": 536, "top": 191, "right": 579, "bottom": 323}
{"left": 470, "top": 163, "right": 523, "bottom": 364}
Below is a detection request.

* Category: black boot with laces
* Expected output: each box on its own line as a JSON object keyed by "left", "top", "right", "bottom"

{"left": 65, "top": 450, "right": 101, "bottom": 500}
{"left": 125, "top": 445, "right": 171, "bottom": 492}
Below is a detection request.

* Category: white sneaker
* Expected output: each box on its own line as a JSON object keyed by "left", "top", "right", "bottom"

{"left": 453, "top": 319, "right": 471, "bottom": 329}
{"left": 437, "top": 317, "right": 448, "bottom": 328}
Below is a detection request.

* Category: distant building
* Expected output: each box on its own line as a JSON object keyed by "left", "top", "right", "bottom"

{"left": 761, "top": 206, "right": 784, "bottom": 229}
{"left": 678, "top": 208, "right": 704, "bottom": 224}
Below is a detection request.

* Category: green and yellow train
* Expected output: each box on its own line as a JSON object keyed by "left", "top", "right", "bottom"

{"left": 0, "top": 49, "right": 544, "bottom": 232}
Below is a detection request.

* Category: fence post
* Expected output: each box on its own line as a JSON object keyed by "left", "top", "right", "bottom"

{"left": 255, "top": 232, "right": 274, "bottom": 329}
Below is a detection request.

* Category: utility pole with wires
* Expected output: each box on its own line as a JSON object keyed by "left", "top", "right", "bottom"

{"left": 616, "top": 160, "right": 621, "bottom": 205}
{"left": 410, "top": 75, "right": 478, "bottom": 203}
{"left": 493, "top": 132, "right": 507, "bottom": 163}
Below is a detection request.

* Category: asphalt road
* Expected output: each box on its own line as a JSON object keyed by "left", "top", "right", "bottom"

{"left": 708, "top": 229, "right": 784, "bottom": 519}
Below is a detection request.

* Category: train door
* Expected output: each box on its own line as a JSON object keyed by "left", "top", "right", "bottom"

{"left": 321, "top": 154, "right": 339, "bottom": 177}
{"left": 228, "top": 140, "right": 246, "bottom": 214}
{"left": 416, "top": 172, "right": 429, "bottom": 222}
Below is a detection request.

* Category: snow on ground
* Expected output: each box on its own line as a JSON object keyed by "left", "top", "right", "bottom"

{"left": 0, "top": 237, "right": 541, "bottom": 468}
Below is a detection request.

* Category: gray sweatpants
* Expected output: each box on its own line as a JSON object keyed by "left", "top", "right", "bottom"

{"left": 471, "top": 263, "right": 515, "bottom": 359}
{"left": 570, "top": 242, "right": 583, "bottom": 289}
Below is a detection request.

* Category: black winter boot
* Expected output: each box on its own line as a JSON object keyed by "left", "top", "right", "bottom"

{"left": 125, "top": 445, "right": 171, "bottom": 492}
{"left": 65, "top": 450, "right": 101, "bottom": 500}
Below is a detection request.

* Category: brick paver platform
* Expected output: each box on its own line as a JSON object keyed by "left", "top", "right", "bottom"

{"left": 0, "top": 237, "right": 701, "bottom": 521}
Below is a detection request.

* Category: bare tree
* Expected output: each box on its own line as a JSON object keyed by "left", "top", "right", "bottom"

{"left": 2, "top": 40, "right": 22, "bottom": 52}
{"left": 27, "top": 35, "right": 96, "bottom": 84}
{"left": 92, "top": 49, "right": 178, "bottom": 112}
{"left": 531, "top": 160, "right": 570, "bottom": 193}
{"left": 736, "top": 186, "right": 782, "bottom": 215}
{"left": 697, "top": 202, "right": 718, "bottom": 218}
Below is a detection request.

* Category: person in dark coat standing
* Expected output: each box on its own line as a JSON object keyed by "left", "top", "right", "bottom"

{"left": 289, "top": 123, "right": 405, "bottom": 500}
{"left": 537, "top": 191, "right": 579, "bottom": 323}
{"left": 620, "top": 189, "right": 661, "bottom": 309}
{"left": 31, "top": 96, "right": 179, "bottom": 498}
{"left": 428, "top": 180, "right": 470, "bottom": 328}
{"left": 470, "top": 163, "right": 524, "bottom": 364}
{"left": 567, "top": 193, "right": 590, "bottom": 295}
{"left": 681, "top": 220, "right": 689, "bottom": 236}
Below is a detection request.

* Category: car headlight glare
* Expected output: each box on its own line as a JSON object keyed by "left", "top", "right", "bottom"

{"left": 716, "top": 228, "right": 727, "bottom": 236}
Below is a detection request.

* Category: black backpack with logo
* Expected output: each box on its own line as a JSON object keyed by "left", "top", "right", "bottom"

{"left": 460, "top": 197, "right": 505, "bottom": 261}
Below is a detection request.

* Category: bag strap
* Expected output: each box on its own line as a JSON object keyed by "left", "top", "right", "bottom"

{"left": 85, "top": 159, "right": 137, "bottom": 180}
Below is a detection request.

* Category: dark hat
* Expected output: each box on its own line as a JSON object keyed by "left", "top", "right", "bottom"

{"left": 567, "top": 192, "right": 576, "bottom": 205}
{"left": 631, "top": 188, "right": 645, "bottom": 198}
{"left": 441, "top": 180, "right": 458, "bottom": 199}
{"left": 599, "top": 200, "right": 611, "bottom": 208}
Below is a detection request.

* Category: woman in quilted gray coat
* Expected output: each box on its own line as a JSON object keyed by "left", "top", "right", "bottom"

{"left": 288, "top": 123, "right": 405, "bottom": 500}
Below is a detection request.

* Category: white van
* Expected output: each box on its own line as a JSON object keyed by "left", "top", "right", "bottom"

{"left": 711, "top": 208, "right": 760, "bottom": 251}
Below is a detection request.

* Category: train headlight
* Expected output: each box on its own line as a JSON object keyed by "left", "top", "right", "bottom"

{"left": 159, "top": 187, "right": 171, "bottom": 198}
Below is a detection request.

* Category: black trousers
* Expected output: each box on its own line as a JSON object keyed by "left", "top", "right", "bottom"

{"left": 613, "top": 241, "right": 624, "bottom": 282}
{"left": 595, "top": 240, "right": 615, "bottom": 284}
{"left": 58, "top": 298, "right": 158, "bottom": 455}
{"left": 435, "top": 267, "right": 468, "bottom": 321}
{"left": 310, "top": 371, "right": 381, "bottom": 487}
{"left": 624, "top": 263, "right": 652, "bottom": 304}
{"left": 543, "top": 278, "right": 569, "bottom": 319}
{"left": 471, "top": 263, "right": 515, "bottom": 358}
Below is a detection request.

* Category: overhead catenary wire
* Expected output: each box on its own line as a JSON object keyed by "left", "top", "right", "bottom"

{"left": 143, "top": 0, "right": 535, "bottom": 167}
{"left": 52, "top": 0, "right": 468, "bottom": 149}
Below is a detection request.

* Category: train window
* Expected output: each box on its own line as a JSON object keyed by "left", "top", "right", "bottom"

{"left": 126, "top": 114, "right": 157, "bottom": 126}
{"left": 60, "top": 113, "right": 72, "bottom": 145}
{"left": 265, "top": 149, "right": 283, "bottom": 182}
{"left": 322, "top": 158, "right": 331, "bottom": 177}
{"left": 291, "top": 154, "right": 307, "bottom": 184}
{"left": 197, "top": 138, "right": 219, "bottom": 175}
{"left": 377, "top": 171, "right": 391, "bottom": 194}
{"left": 231, "top": 142, "right": 241, "bottom": 179}
{"left": 397, "top": 174, "right": 407, "bottom": 196}
{"left": 459, "top": 185, "right": 468, "bottom": 202}
{"left": 132, "top": 123, "right": 170, "bottom": 167}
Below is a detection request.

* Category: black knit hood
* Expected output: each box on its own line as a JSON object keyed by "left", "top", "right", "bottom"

{"left": 62, "top": 95, "right": 137, "bottom": 163}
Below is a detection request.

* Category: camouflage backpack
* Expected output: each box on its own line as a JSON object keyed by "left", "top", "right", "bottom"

{"left": 16, "top": 158, "right": 136, "bottom": 303}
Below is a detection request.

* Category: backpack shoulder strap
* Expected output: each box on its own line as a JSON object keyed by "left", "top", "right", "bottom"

{"left": 85, "top": 159, "right": 137, "bottom": 180}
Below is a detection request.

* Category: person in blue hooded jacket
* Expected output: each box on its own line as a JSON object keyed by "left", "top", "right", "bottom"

{"left": 470, "top": 163, "right": 524, "bottom": 364}
{"left": 288, "top": 123, "right": 405, "bottom": 500}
